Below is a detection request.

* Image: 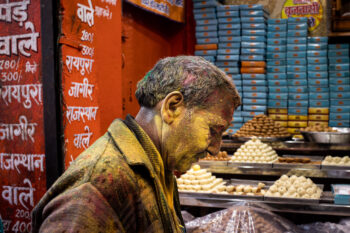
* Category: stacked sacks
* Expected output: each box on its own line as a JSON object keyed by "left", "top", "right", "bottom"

{"left": 328, "top": 43, "right": 350, "bottom": 128}
{"left": 266, "top": 18, "right": 288, "bottom": 128}
{"left": 286, "top": 17, "right": 309, "bottom": 138}
{"left": 230, "top": 136, "right": 279, "bottom": 163}
{"left": 307, "top": 37, "right": 330, "bottom": 128}
{"left": 239, "top": 4, "right": 269, "bottom": 123}
{"left": 193, "top": 0, "right": 219, "bottom": 63}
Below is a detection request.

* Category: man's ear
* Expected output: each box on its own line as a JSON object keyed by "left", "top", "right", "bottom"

{"left": 161, "top": 91, "right": 185, "bottom": 124}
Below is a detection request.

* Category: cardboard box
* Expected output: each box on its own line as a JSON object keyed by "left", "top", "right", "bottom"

{"left": 193, "top": 7, "right": 216, "bottom": 14}
{"left": 221, "top": 67, "right": 240, "bottom": 74}
{"left": 328, "top": 49, "right": 349, "bottom": 57}
{"left": 217, "top": 48, "right": 240, "bottom": 55}
{"left": 267, "top": 45, "right": 287, "bottom": 52}
{"left": 329, "top": 113, "right": 350, "bottom": 121}
{"left": 268, "top": 79, "right": 288, "bottom": 86}
{"left": 240, "top": 67, "right": 265, "bottom": 74}
{"left": 269, "top": 114, "right": 288, "bottom": 121}
{"left": 329, "top": 120, "right": 350, "bottom": 127}
{"left": 241, "top": 111, "right": 266, "bottom": 117}
{"left": 331, "top": 184, "right": 350, "bottom": 205}
{"left": 330, "top": 85, "right": 350, "bottom": 92}
{"left": 309, "top": 92, "right": 330, "bottom": 100}
{"left": 201, "top": 56, "right": 215, "bottom": 62}
{"left": 217, "top": 11, "right": 239, "bottom": 18}
{"left": 243, "top": 80, "right": 267, "bottom": 86}
{"left": 195, "top": 50, "right": 217, "bottom": 56}
{"left": 267, "top": 31, "right": 287, "bottom": 38}
{"left": 307, "top": 57, "right": 328, "bottom": 64}
{"left": 241, "top": 48, "right": 265, "bottom": 55}
{"left": 193, "top": 0, "right": 218, "bottom": 9}
{"left": 287, "top": 58, "right": 307, "bottom": 65}
{"left": 240, "top": 55, "right": 265, "bottom": 61}
{"left": 243, "top": 92, "right": 267, "bottom": 98}
{"left": 194, "top": 12, "right": 217, "bottom": 20}
{"left": 308, "top": 108, "right": 329, "bottom": 114}
{"left": 243, "top": 86, "right": 268, "bottom": 92}
{"left": 308, "top": 121, "right": 328, "bottom": 126}
{"left": 308, "top": 79, "right": 329, "bottom": 87}
{"left": 269, "top": 86, "right": 288, "bottom": 93}
{"left": 268, "top": 108, "right": 288, "bottom": 114}
{"left": 307, "top": 64, "right": 328, "bottom": 71}
{"left": 196, "top": 18, "right": 218, "bottom": 25}
{"left": 288, "top": 115, "right": 308, "bottom": 121}
{"left": 328, "top": 57, "right": 350, "bottom": 64}
{"left": 216, "top": 5, "right": 239, "bottom": 11}
{"left": 266, "top": 59, "right": 286, "bottom": 66}
{"left": 241, "top": 41, "right": 266, "bottom": 48}
{"left": 267, "top": 24, "right": 287, "bottom": 31}
{"left": 329, "top": 71, "right": 350, "bottom": 78}
{"left": 268, "top": 100, "right": 288, "bottom": 108}
{"left": 288, "top": 100, "right": 309, "bottom": 107}
{"left": 197, "top": 37, "right": 219, "bottom": 44}
{"left": 267, "top": 65, "right": 286, "bottom": 73}
{"left": 242, "top": 23, "right": 266, "bottom": 29}
{"left": 242, "top": 30, "right": 267, "bottom": 36}
{"left": 241, "top": 61, "right": 266, "bottom": 68}
{"left": 218, "top": 30, "right": 240, "bottom": 37}
{"left": 330, "top": 106, "right": 350, "bottom": 113}
{"left": 241, "top": 35, "right": 266, "bottom": 42}
{"left": 287, "top": 17, "right": 308, "bottom": 23}
{"left": 307, "top": 43, "right": 328, "bottom": 50}
{"left": 287, "top": 128, "right": 301, "bottom": 134}
{"left": 309, "top": 86, "right": 329, "bottom": 92}
{"left": 328, "top": 44, "right": 349, "bottom": 50}
{"left": 242, "top": 73, "right": 266, "bottom": 79}
{"left": 240, "top": 17, "right": 265, "bottom": 23}
{"left": 309, "top": 100, "right": 330, "bottom": 108}
{"left": 195, "top": 44, "right": 218, "bottom": 50}
{"left": 218, "top": 17, "right": 240, "bottom": 24}
{"left": 275, "top": 121, "right": 288, "bottom": 127}
{"left": 308, "top": 71, "right": 328, "bottom": 79}
{"left": 266, "top": 52, "right": 286, "bottom": 60}
{"left": 267, "top": 19, "right": 287, "bottom": 24}
{"left": 288, "top": 107, "right": 308, "bottom": 115}
{"left": 288, "top": 121, "right": 308, "bottom": 128}
{"left": 329, "top": 64, "right": 350, "bottom": 71}
{"left": 287, "top": 65, "right": 307, "bottom": 72}
{"left": 196, "top": 25, "right": 217, "bottom": 32}
{"left": 227, "top": 74, "right": 241, "bottom": 80}
{"left": 239, "top": 4, "right": 265, "bottom": 10}
{"left": 308, "top": 37, "right": 328, "bottom": 43}
{"left": 268, "top": 93, "right": 288, "bottom": 100}
{"left": 288, "top": 79, "right": 308, "bottom": 86}
{"left": 308, "top": 115, "right": 329, "bottom": 121}
{"left": 240, "top": 10, "right": 268, "bottom": 17}
{"left": 287, "top": 73, "right": 308, "bottom": 81}
{"left": 329, "top": 78, "right": 350, "bottom": 85}
{"left": 307, "top": 50, "right": 327, "bottom": 57}
{"left": 287, "top": 23, "right": 307, "bottom": 30}
{"left": 330, "top": 92, "right": 350, "bottom": 99}
{"left": 267, "top": 73, "right": 287, "bottom": 80}
{"left": 216, "top": 61, "right": 239, "bottom": 67}
{"left": 287, "top": 51, "right": 307, "bottom": 58}
{"left": 218, "top": 42, "right": 241, "bottom": 48}
{"left": 267, "top": 38, "right": 287, "bottom": 45}
{"left": 218, "top": 23, "right": 241, "bottom": 30}
{"left": 232, "top": 116, "right": 244, "bottom": 122}
{"left": 216, "top": 55, "right": 239, "bottom": 61}
{"left": 287, "top": 44, "right": 307, "bottom": 51}
{"left": 289, "top": 86, "right": 308, "bottom": 93}
{"left": 243, "top": 98, "right": 267, "bottom": 105}
{"left": 287, "top": 37, "right": 307, "bottom": 44}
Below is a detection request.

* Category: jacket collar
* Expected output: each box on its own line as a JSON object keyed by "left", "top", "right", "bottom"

{"left": 107, "top": 117, "right": 160, "bottom": 178}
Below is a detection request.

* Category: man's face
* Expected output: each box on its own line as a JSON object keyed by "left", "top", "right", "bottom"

{"left": 163, "top": 89, "right": 235, "bottom": 173}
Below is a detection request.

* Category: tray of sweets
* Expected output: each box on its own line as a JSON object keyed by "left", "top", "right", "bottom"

{"left": 228, "top": 161, "right": 273, "bottom": 168}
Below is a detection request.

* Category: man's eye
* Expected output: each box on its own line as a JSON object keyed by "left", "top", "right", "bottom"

{"left": 210, "top": 127, "right": 217, "bottom": 135}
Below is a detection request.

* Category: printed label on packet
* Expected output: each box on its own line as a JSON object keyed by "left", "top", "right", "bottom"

{"left": 281, "top": 0, "right": 323, "bottom": 31}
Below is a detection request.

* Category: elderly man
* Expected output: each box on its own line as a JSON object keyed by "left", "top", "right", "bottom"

{"left": 32, "top": 56, "right": 241, "bottom": 233}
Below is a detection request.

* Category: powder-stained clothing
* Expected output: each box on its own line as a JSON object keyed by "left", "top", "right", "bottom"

{"left": 32, "top": 115, "right": 185, "bottom": 233}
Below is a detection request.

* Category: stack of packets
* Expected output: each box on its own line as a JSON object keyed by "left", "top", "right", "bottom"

{"left": 328, "top": 44, "right": 350, "bottom": 128}
{"left": 286, "top": 17, "right": 309, "bottom": 138}
{"left": 266, "top": 18, "right": 288, "bottom": 128}
{"left": 226, "top": 112, "right": 244, "bottom": 136}
{"left": 240, "top": 4, "right": 269, "bottom": 123}
{"left": 193, "top": 0, "right": 219, "bottom": 63}
{"left": 307, "top": 37, "right": 330, "bottom": 127}
{"left": 216, "top": 4, "right": 242, "bottom": 104}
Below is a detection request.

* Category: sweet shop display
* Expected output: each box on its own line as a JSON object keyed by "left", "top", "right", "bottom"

{"left": 200, "top": 151, "right": 230, "bottom": 161}
{"left": 234, "top": 114, "right": 291, "bottom": 138}
{"left": 214, "top": 182, "right": 267, "bottom": 196}
{"left": 230, "top": 137, "right": 279, "bottom": 163}
{"left": 265, "top": 175, "right": 322, "bottom": 199}
{"left": 322, "top": 155, "right": 350, "bottom": 166}
{"left": 177, "top": 165, "right": 224, "bottom": 192}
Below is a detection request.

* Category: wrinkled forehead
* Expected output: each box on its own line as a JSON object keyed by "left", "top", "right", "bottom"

{"left": 203, "top": 89, "right": 235, "bottom": 118}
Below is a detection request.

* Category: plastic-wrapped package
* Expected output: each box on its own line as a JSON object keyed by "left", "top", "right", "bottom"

{"left": 298, "top": 221, "right": 350, "bottom": 233}
{"left": 181, "top": 211, "right": 195, "bottom": 224}
{"left": 185, "top": 203, "right": 301, "bottom": 233}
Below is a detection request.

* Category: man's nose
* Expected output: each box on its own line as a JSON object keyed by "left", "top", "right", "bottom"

{"left": 207, "top": 137, "right": 222, "bottom": 155}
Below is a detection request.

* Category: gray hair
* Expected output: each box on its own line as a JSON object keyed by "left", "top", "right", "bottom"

{"left": 135, "top": 56, "right": 241, "bottom": 109}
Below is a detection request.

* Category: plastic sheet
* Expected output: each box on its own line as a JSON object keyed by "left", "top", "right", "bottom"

{"left": 185, "top": 202, "right": 300, "bottom": 233}
{"left": 299, "top": 219, "right": 350, "bottom": 233}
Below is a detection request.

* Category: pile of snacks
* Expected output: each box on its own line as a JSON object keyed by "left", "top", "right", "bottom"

{"left": 265, "top": 175, "right": 322, "bottom": 199}
{"left": 322, "top": 155, "right": 350, "bottom": 166}
{"left": 177, "top": 165, "right": 224, "bottom": 192}
{"left": 230, "top": 137, "right": 279, "bottom": 163}
{"left": 278, "top": 157, "right": 311, "bottom": 164}
{"left": 214, "top": 182, "right": 266, "bottom": 196}
{"left": 286, "top": 169, "right": 327, "bottom": 178}
{"left": 200, "top": 151, "right": 230, "bottom": 161}
{"left": 301, "top": 124, "right": 338, "bottom": 132}
{"left": 234, "top": 114, "right": 291, "bottom": 138}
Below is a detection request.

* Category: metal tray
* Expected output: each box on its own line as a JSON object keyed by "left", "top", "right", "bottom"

{"left": 232, "top": 136, "right": 292, "bottom": 142}
{"left": 301, "top": 128, "right": 350, "bottom": 144}
{"left": 197, "top": 160, "right": 229, "bottom": 167}
{"left": 321, "top": 164, "right": 350, "bottom": 171}
{"left": 228, "top": 161, "right": 273, "bottom": 168}
{"left": 272, "top": 162, "right": 321, "bottom": 169}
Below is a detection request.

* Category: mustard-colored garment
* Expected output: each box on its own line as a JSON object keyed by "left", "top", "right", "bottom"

{"left": 32, "top": 115, "right": 185, "bottom": 233}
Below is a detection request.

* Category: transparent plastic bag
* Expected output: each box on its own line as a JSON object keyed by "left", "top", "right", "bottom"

{"left": 299, "top": 220, "right": 350, "bottom": 233}
{"left": 185, "top": 203, "right": 301, "bottom": 233}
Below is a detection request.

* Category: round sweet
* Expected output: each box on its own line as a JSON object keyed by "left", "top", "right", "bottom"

{"left": 192, "top": 164, "right": 201, "bottom": 171}
{"left": 243, "top": 186, "right": 252, "bottom": 193}
{"left": 252, "top": 187, "right": 258, "bottom": 193}
{"left": 278, "top": 186, "right": 287, "bottom": 194}
{"left": 177, "top": 178, "right": 183, "bottom": 185}
{"left": 258, "top": 182, "right": 265, "bottom": 189}
{"left": 270, "top": 185, "right": 278, "bottom": 193}
{"left": 297, "top": 187, "right": 305, "bottom": 195}
{"left": 236, "top": 185, "right": 244, "bottom": 192}
{"left": 226, "top": 185, "right": 235, "bottom": 192}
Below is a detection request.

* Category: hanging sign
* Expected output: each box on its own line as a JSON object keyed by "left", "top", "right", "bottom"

{"left": 281, "top": 0, "right": 323, "bottom": 31}
{"left": 125, "top": 0, "right": 185, "bottom": 23}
